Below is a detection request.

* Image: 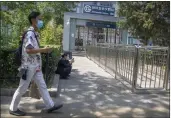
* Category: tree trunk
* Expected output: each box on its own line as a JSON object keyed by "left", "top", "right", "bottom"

{"left": 29, "top": 81, "right": 41, "bottom": 99}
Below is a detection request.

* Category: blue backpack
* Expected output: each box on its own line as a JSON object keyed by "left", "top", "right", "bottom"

{"left": 14, "top": 30, "right": 39, "bottom": 66}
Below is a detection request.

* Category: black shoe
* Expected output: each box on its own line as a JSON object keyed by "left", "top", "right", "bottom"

{"left": 9, "top": 109, "right": 26, "bottom": 116}
{"left": 47, "top": 104, "right": 63, "bottom": 113}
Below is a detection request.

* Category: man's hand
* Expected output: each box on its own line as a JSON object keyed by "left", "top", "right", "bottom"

{"left": 44, "top": 47, "right": 53, "bottom": 53}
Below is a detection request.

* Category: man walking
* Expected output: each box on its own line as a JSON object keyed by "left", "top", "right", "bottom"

{"left": 9, "top": 11, "right": 63, "bottom": 116}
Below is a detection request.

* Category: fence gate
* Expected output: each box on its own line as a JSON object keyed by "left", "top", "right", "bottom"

{"left": 86, "top": 45, "right": 170, "bottom": 93}
{"left": 135, "top": 47, "right": 170, "bottom": 91}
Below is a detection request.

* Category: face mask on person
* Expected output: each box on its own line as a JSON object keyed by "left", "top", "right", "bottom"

{"left": 37, "top": 20, "right": 43, "bottom": 29}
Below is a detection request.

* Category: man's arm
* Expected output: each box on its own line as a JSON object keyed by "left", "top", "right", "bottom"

{"left": 26, "top": 47, "right": 51, "bottom": 54}
{"left": 25, "top": 31, "right": 52, "bottom": 54}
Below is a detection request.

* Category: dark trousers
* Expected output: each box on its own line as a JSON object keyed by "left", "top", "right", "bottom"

{"left": 60, "top": 66, "right": 72, "bottom": 79}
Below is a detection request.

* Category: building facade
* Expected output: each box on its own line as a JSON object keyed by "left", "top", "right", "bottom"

{"left": 62, "top": 1, "right": 136, "bottom": 52}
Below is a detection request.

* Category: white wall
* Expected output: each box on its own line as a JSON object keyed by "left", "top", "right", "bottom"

{"left": 63, "top": 15, "right": 70, "bottom": 51}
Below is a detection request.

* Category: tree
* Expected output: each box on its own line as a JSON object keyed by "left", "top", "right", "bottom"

{"left": 117, "top": 1, "right": 170, "bottom": 46}
{"left": 0, "top": 2, "right": 76, "bottom": 48}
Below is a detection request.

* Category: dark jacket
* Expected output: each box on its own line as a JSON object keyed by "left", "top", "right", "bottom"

{"left": 55, "top": 58, "right": 71, "bottom": 75}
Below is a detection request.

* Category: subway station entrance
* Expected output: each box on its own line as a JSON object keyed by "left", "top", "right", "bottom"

{"left": 62, "top": 12, "right": 127, "bottom": 52}
{"left": 75, "top": 22, "right": 122, "bottom": 51}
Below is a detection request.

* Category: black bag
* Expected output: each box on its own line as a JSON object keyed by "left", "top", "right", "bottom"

{"left": 14, "top": 30, "right": 39, "bottom": 66}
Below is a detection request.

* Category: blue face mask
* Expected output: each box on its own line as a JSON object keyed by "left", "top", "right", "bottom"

{"left": 37, "top": 20, "right": 43, "bottom": 29}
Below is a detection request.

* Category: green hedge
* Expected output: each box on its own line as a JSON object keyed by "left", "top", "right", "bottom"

{"left": 0, "top": 46, "right": 61, "bottom": 88}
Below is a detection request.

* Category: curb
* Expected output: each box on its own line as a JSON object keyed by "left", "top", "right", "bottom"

{"left": 0, "top": 88, "right": 58, "bottom": 97}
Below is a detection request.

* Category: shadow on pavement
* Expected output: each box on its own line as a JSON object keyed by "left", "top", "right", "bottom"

{"left": 0, "top": 54, "right": 170, "bottom": 118}
{"left": 56, "top": 55, "right": 170, "bottom": 118}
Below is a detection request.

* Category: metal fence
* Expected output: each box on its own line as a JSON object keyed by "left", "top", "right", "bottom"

{"left": 86, "top": 45, "right": 170, "bottom": 92}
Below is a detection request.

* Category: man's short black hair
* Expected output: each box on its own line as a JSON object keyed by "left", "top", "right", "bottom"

{"left": 28, "top": 11, "right": 41, "bottom": 24}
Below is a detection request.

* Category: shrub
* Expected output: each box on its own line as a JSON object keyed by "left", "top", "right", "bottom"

{"left": 0, "top": 45, "right": 61, "bottom": 88}
{"left": 40, "top": 19, "right": 63, "bottom": 45}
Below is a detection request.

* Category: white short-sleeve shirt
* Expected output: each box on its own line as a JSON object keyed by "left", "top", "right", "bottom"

{"left": 21, "top": 26, "right": 42, "bottom": 70}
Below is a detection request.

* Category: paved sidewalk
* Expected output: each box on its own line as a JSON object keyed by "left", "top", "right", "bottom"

{"left": 1, "top": 55, "right": 170, "bottom": 118}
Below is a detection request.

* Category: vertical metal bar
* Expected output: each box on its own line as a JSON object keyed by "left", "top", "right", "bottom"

{"left": 149, "top": 51, "right": 154, "bottom": 88}
{"left": 105, "top": 48, "right": 108, "bottom": 70}
{"left": 118, "top": 49, "right": 121, "bottom": 75}
{"left": 145, "top": 50, "right": 149, "bottom": 88}
{"left": 119, "top": 49, "right": 122, "bottom": 75}
{"left": 122, "top": 50, "right": 124, "bottom": 76}
{"left": 158, "top": 50, "right": 164, "bottom": 88}
{"left": 154, "top": 51, "right": 158, "bottom": 88}
{"left": 123, "top": 48, "right": 126, "bottom": 77}
{"left": 125, "top": 49, "right": 128, "bottom": 79}
{"left": 131, "top": 50, "right": 134, "bottom": 83}
{"left": 137, "top": 49, "right": 141, "bottom": 86}
{"left": 131, "top": 48, "right": 135, "bottom": 82}
{"left": 115, "top": 46, "right": 118, "bottom": 76}
{"left": 131, "top": 48, "right": 134, "bottom": 82}
{"left": 95, "top": 46, "right": 97, "bottom": 63}
{"left": 122, "top": 48, "right": 125, "bottom": 77}
{"left": 123, "top": 49, "right": 125, "bottom": 77}
{"left": 132, "top": 47, "right": 139, "bottom": 92}
{"left": 98, "top": 46, "right": 100, "bottom": 66}
{"left": 140, "top": 49, "right": 145, "bottom": 88}
{"left": 126, "top": 48, "right": 128, "bottom": 79}
{"left": 164, "top": 48, "right": 170, "bottom": 90}
{"left": 117, "top": 48, "right": 119, "bottom": 74}
{"left": 128, "top": 50, "right": 132, "bottom": 82}
{"left": 111, "top": 48, "right": 114, "bottom": 71}
{"left": 121, "top": 47, "right": 123, "bottom": 76}
{"left": 129, "top": 48, "right": 132, "bottom": 83}
{"left": 162, "top": 51, "right": 166, "bottom": 80}
{"left": 124, "top": 48, "right": 127, "bottom": 78}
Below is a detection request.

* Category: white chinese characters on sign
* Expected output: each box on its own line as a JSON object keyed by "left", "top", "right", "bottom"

{"left": 83, "top": 4, "right": 115, "bottom": 16}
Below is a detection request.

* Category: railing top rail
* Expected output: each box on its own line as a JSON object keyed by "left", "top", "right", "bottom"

{"left": 88, "top": 44, "right": 169, "bottom": 50}
{"left": 138, "top": 46, "right": 169, "bottom": 50}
